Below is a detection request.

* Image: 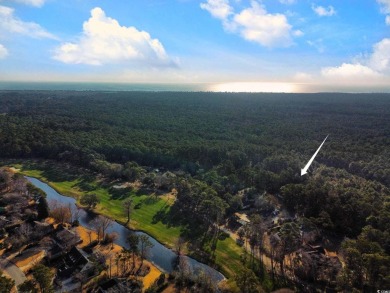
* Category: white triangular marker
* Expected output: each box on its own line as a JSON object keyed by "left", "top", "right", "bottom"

{"left": 301, "top": 135, "right": 328, "bottom": 176}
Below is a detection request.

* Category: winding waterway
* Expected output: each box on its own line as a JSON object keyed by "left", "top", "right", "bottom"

{"left": 26, "top": 177, "right": 225, "bottom": 282}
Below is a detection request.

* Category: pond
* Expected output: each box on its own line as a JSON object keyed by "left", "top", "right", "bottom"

{"left": 26, "top": 177, "right": 225, "bottom": 282}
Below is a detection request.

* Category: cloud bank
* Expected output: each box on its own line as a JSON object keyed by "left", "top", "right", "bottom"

{"left": 200, "top": 0, "right": 301, "bottom": 48}
{"left": 53, "top": 7, "right": 175, "bottom": 67}
{"left": 0, "top": 5, "right": 56, "bottom": 39}
{"left": 321, "top": 38, "right": 390, "bottom": 81}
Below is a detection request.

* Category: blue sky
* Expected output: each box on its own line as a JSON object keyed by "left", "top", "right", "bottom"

{"left": 0, "top": 0, "right": 389, "bottom": 91}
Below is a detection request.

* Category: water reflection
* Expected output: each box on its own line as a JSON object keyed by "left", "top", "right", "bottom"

{"left": 208, "top": 82, "right": 297, "bottom": 93}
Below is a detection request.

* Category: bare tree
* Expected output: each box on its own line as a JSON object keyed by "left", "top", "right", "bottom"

{"left": 176, "top": 256, "right": 191, "bottom": 289}
{"left": 13, "top": 176, "right": 27, "bottom": 195}
{"left": 92, "top": 216, "right": 113, "bottom": 242}
{"left": 87, "top": 230, "right": 93, "bottom": 244}
{"left": 123, "top": 198, "right": 133, "bottom": 224}
{"left": 91, "top": 217, "right": 103, "bottom": 242}
{"left": 127, "top": 233, "right": 139, "bottom": 269}
{"left": 110, "top": 232, "right": 119, "bottom": 249}
{"left": 270, "top": 233, "right": 281, "bottom": 282}
{"left": 67, "top": 204, "right": 81, "bottom": 226}
{"left": 139, "top": 234, "right": 153, "bottom": 268}
{"left": 175, "top": 236, "right": 186, "bottom": 255}
{"left": 0, "top": 169, "right": 12, "bottom": 192}
{"left": 49, "top": 201, "right": 71, "bottom": 224}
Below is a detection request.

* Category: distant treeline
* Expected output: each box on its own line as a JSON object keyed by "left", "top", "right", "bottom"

{"left": 0, "top": 91, "right": 389, "bottom": 185}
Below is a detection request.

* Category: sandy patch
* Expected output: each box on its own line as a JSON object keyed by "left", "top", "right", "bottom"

{"left": 75, "top": 226, "right": 98, "bottom": 247}
{"left": 325, "top": 249, "right": 338, "bottom": 257}
{"left": 8, "top": 167, "right": 20, "bottom": 173}
{"left": 74, "top": 225, "right": 162, "bottom": 291}
{"left": 14, "top": 250, "right": 45, "bottom": 272}
{"left": 142, "top": 263, "right": 161, "bottom": 290}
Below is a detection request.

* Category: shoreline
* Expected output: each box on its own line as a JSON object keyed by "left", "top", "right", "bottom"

{"left": 21, "top": 172, "right": 226, "bottom": 282}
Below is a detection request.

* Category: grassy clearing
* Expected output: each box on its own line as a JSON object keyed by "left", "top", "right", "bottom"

{"left": 5, "top": 160, "right": 248, "bottom": 282}
{"left": 215, "top": 237, "right": 243, "bottom": 278}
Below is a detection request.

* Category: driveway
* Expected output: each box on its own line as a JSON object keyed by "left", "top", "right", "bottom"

{"left": 0, "top": 257, "right": 27, "bottom": 287}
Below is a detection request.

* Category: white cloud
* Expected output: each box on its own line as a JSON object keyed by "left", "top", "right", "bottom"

{"left": 200, "top": 0, "right": 232, "bottom": 20}
{"left": 0, "top": 44, "right": 8, "bottom": 59}
{"left": 368, "top": 38, "right": 390, "bottom": 72}
{"left": 200, "top": 0, "right": 298, "bottom": 48}
{"left": 377, "top": 0, "right": 390, "bottom": 14}
{"left": 376, "top": 0, "right": 390, "bottom": 25}
{"left": 321, "top": 63, "right": 380, "bottom": 79}
{"left": 321, "top": 38, "right": 390, "bottom": 81}
{"left": 53, "top": 7, "right": 174, "bottom": 67}
{"left": 293, "top": 30, "right": 304, "bottom": 37}
{"left": 234, "top": 1, "right": 294, "bottom": 47}
{"left": 279, "top": 0, "right": 296, "bottom": 4}
{"left": 12, "top": 0, "right": 46, "bottom": 7}
{"left": 312, "top": 4, "right": 336, "bottom": 17}
{"left": 0, "top": 5, "right": 56, "bottom": 39}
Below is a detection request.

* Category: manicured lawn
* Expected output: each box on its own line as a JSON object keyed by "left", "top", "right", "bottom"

{"left": 215, "top": 237, "right": 244, "bottom": 278}
{"left": 17, "top": 164, "right": 182, "bottom": 247}
{"left": 18, "top": 168, "right": 83, "bottom": 198}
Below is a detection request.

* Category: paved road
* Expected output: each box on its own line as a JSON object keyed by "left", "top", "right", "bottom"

{"left": 0, "top": 257, "right": 27, "bottom": 287}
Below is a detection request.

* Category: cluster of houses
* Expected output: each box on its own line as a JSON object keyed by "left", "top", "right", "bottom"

{"left": 230, "top": 199, "right": 341, "bottom": 290}
{"left": 0, "top": 170, "right": 98, "bottom": 291}
{"left": 0, "top": 169, "right": 153, "bottom": 292}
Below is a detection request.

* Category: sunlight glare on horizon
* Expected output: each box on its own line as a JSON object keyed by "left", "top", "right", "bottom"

{"left": 208, "top": 82, "right": 298, "bottom": 93}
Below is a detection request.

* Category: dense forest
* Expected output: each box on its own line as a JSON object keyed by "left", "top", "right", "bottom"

{"left": 0, "top": 91, "right": 389, "bottom": 292}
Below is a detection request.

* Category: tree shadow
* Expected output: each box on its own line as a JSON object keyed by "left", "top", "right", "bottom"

{"left": 22, "top": 161, "right": 80, "bottom": 182}
{"left": 76, "top": 180, "right": 97, "bottom": 192}
{"left": 109, "top": 186, "right": 132, "bottom": 200}
{"left": 141, "top": 196, "right": 158, "bottom": 205}
{"left": 151, "top": 206, "right": 170, "bottom": 225}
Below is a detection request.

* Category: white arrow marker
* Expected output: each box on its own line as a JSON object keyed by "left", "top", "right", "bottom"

{"left": 301, "top": 135, "right": 328, "bottom": 176}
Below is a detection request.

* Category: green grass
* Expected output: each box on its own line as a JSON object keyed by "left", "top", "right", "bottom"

{"left": 21, "top": 168, "right": 83, "bottom": 198}
{"left": 6, "top": 160, "right": 249, "bottom": 282}
{"left": 215, "top": 237, "right": 244, "bottom": 278}
{"left": 15, "top": 163, "right": 182, "bottom": 247}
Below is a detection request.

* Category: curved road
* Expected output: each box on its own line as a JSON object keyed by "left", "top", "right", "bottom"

{"left": 0, "top": 257, "right": 27, "bottom": 288}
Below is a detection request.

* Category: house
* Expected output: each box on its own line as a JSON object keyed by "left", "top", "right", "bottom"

{"left": 56, "top": 247, "right": 89, "bottom": 278}
{"left": 306, "top": 244, "right": 326, "bottom": 255}
{"left": 54, "top": 227, "right": 82, "bottom": 251}
{"left": 33, "top": 221, "right": 55, "bottom": 236}
{"left": 234, "top": 212, "right": 250, "bottom": 226}
{"left": 47, "top": 227, "right": 82, "bottom": 261}
{"left": 94, "top": 279, "right": 133, "bottom": 293}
